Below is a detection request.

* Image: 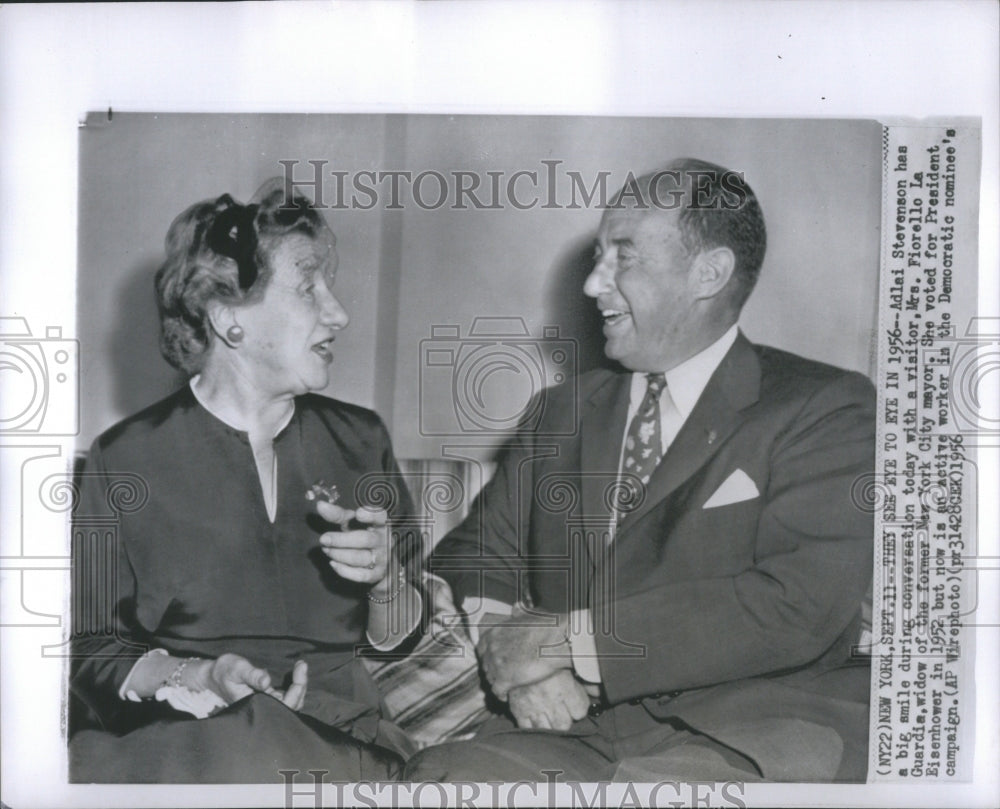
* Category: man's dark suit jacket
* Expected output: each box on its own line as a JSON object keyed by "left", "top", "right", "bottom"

{"left": 432, "top": 332, "right": 876, "bottom": 781}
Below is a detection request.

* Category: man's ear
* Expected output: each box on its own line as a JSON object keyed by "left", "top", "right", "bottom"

{"left": 691, "top": 246, "right": 736, "bottom": 301}
{"left": 207, "top": 302, "right": 243, "bottom": 348}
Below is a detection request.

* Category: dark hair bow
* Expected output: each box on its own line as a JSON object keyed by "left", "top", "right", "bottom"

{"left": 273, "top": 193, "right": 314, "bottom": 228}
{"left": 206, "top": 197, "right": 261, "bottom": 291}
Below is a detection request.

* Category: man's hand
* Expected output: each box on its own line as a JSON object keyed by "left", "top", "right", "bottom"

{"left": 478, "top": 605, "right": 572, "bottom": 700}
{"left": 508, "top": 669, "right": 590, "bottom": 731}
{"left": 316, "top": 501, "right": 391, "bottom": 586}
{"left": 189, "top": 654, "right": 308, "bottom": 711}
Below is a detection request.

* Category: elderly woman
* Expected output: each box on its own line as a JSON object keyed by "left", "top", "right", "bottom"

{"left": 69, "top": 180, "right": 421, "bottom": 782}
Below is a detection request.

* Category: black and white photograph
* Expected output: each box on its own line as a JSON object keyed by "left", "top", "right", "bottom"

{"left": 66, "top": 114, "right": 884, "bottom": 787}
{"left": 0, "top": 3, "right": 996, "bottom": 808}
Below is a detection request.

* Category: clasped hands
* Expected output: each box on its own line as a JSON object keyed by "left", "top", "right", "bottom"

{"left": 477, "top": 604, "right": 591, "bottom": 731}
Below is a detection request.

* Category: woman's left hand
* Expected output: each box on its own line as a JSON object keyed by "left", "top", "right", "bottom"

{"left": 316, "top": 501, "right": 391, "bottom": 585}
{"left": 187, "top": 654, "right": 308, "bottom": 712}
{"left": 267, "top": 659, "right": 309, "bottom": 712}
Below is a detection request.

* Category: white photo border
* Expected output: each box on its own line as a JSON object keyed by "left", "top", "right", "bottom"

{"left": 0, "top": 2, "right": 997, "bottom": 808}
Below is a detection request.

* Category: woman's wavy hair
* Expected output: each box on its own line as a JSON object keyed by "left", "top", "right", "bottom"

{"left": 154, "top": 178, "right": 331, "bottom": 374}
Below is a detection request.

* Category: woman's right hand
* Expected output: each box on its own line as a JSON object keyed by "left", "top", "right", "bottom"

{"left": 189, "top": 654, "right": 308, "bottom": 711}
{"left": 315, "top": 501, "right": 392, "bottom": 586}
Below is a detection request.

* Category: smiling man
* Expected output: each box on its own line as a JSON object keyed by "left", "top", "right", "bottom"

{"left": 409, "top": 158, "right": 876, "bottom": 783}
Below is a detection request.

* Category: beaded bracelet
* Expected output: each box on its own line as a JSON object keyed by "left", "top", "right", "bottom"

{"left": 163, "top": 657, "right": 196, "bottom": 689}
{"left": 367, "top": 569, "right": 406, "bottom": 604}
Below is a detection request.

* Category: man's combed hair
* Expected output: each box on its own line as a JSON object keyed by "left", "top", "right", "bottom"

{"left": 154, "top": 180, "right": 330, "bottom": 374}
{"left": 627, "top": 158, "right": 767, "bottom": 308}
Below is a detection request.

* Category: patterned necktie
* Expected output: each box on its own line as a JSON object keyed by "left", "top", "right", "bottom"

{"left": 618, "top": 373, "right": 667, "bottom": 514}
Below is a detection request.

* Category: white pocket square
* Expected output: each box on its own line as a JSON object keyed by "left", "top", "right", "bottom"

{"left": 702, "top": 468, "right": 759, "bottom": 509}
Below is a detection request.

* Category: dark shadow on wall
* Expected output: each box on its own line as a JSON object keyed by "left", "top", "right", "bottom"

{"left": 109, "top": 259, "right": 187, "bottom": 418}
{"left": 543, "top": 234, "right": 622, "bottom": 377}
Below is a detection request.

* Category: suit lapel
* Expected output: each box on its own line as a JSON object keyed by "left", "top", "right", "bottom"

{"left": 581, "top": 371, "right": 632, "bottom": 514}
{"left": 579, "top": 371, "right": 631, "bottom": 562}
{"left": 617, "top": 333, "right": 762, "bottom": 534}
